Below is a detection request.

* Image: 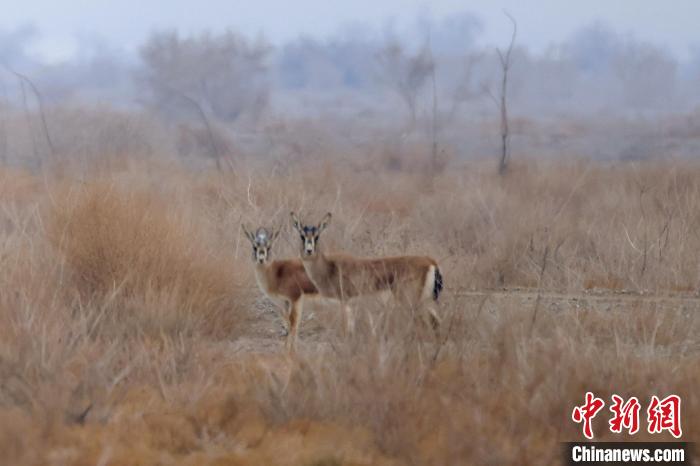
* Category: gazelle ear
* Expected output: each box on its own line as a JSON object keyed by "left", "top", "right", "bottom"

{"left": 318, "top": 212, "right": 332, "bottom": 232}
{"left": 290, "top": 212, "right": 301, "bottom": 231}
{"left": 241, "top": 224, "right": 255, "bottom": 243}
{"left": 270, "top": 228, "right": 281, "bottom": 244}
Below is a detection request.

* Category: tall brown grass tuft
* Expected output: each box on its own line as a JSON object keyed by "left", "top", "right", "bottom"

{"left": 47, "top": 181, "right": 238, "bottom": 336}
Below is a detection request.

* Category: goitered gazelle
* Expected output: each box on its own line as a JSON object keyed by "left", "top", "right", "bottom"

{"left": 242, "top": 225, "right": 318, "bottom": 352}
{"left": 290, "top": 212, "right": 443, "bottom": 331}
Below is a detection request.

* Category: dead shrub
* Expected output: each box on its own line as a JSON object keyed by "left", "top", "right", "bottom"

{"left": 46, "top": 181, "right": 237, "bottom": 336}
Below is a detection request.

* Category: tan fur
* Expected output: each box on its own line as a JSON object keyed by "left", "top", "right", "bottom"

{"left": 303, "top": 253, "right": 437, "bottom": 304}
{"left": 243, "top": 226, "right": 319, "bottom": 353}
{"left": 253, "top": 259, "right": 318, "bottom": 304}
{"left": 291, "top": 212, "right": 441, "bottom": 330}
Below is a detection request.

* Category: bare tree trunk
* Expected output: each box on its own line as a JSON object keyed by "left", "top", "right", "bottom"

{"left": 171, "top": 89, "right": 225, "bottom": 172}
{"left": 498, "top": 66, "right": 510, "bottom": 175}
{"left": 377, "top": 41, "right": 433, "bottom": 136}
{"left": 493, "top": 12, "right": 517, "bottom": 175}
{"left": 0, "top": 78, "right": 8, "bottom": 164}
{"left": 406, "top": 97, "right": 417, "bottom": 133}
{"left": 428, "top": 34, "right": 439, "bottom": 179}
{"left": 5, "top": 66, "right": 55, "bottom": 160}
{"left": 0, "top": 115, "right": 6, "bottom": 165}
{"left": 19, "top": 80, "right": 40, "bottom": 163}
{"left": 445, "top": 53, "right": 480, "bottom": 126}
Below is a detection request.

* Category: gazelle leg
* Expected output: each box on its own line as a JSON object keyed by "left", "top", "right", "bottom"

{"left": 286, "top": 298, "right": 303, "bottom": 353}
{"left": 427, "top": 305, "right": 441, "bottom": 331}
{"left": 279, "top": 300, "right": 291, "bottom": 337}
{"left": 344, "top": 303, "right": 354, "bottom": 336}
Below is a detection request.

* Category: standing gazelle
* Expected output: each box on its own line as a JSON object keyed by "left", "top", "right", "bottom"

{"left": 290, "top": 212, "right": 442, "bottom": 330}
{"left": 242, "top": 225, "right": 319, "bottom": 352}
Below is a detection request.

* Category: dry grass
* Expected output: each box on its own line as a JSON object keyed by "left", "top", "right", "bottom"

{"left": 45, "top": 180, "right": 239, "bottom": 338}
{"left": 0, "top": 156, "right": 698, "bottom": 465}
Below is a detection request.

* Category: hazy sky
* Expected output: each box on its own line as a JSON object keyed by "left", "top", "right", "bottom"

{"left": 3, "top": 0, "right": 699, "bottom": 62}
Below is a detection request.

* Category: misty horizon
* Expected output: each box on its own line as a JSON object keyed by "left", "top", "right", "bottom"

{"left": 2, "top": 0, "right": 700, "bottom": 64}
{"left": 1, "top": 1, "right": 699, "bottom": 167}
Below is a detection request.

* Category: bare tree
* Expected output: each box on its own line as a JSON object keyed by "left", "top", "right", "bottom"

{"left": 171, "top": 89, "right": 225, "bottom": 171}
{"left": 3, "top": 65, "right": 55, "bottom": 160}
{"left": 138, "top": 30, "right": 270, "bottom": 123}
{"left": 138, "top": 30, "right": 269, "bottom": 170}
{"left": 446, "top": 52, "right": 482, "bottom": 124}
{"left": 422, "top": 21, "right": 482, "bottom": 179}
{"left": 487, "top": 12, "right": 517, "bottom": 175}
{"left": 427, "top": 31, "right": 439, "bottom": 178}
{"left": 0, "top": 78, "right": 8, "bottom": 164}
{"left": 377, "top": 40, "right": 434, "bottom": 130}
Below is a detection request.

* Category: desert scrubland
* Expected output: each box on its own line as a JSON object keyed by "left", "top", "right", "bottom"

{"left": 1, "top": 17, "right": 700, "bottom": 465}
{"left": 1, "top": 116, "right": 699, "bottom": 464}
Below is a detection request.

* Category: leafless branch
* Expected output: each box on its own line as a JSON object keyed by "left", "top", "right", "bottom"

{"left": 427, "top": 28, "right": 440, "bottom": 180}
{"left": 18, "top": 80, "right": 39, "bottom": 161}
{"left": 446, "top": 53, "right": 482, "bottom": 124}
{"left": 3, "top": 64, "right": 55, "bottom": 159}
{"left": 492, "top": 11, "right": 517, "bottom": 175}
{"left": 377, "top": 40, "right": 434, "bottom": 132}
{"left": 166, "top": 86, "right": 225, "bottom": 172}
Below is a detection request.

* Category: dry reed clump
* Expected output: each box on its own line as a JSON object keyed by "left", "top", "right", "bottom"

{"left": 46, "top": 181, "right": 238, "bottom": 337}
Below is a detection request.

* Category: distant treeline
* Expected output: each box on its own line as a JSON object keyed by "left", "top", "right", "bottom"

{"left": 0, "top": 14, "right": 699, "bottom": 122}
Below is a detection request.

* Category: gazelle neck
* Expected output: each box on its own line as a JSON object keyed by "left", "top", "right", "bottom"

{"left": 301, "top": 244, "right": 326, "bottom": 266}
{"left": 300, "top": 246, "right": 333, "bottom": 291}
{"left": 252, "top": 260, "right": 273, "bottom": 293}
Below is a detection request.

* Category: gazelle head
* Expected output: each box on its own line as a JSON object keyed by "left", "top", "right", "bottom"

{"left": 242, "top": 225, "right": 279, "bottom": 264}
{"left": 290, "top": 212, "right": 331, "bottom": 258}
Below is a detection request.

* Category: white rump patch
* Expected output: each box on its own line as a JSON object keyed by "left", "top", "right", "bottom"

{"left": 421, "top": 265, "right": 436, "bottom": 301}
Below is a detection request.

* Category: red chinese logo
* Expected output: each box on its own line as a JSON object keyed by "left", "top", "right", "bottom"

{"left": 647, "top": 395, "right": 682, "bottom": 438}
{"left": 608, "top": 395, "right": 641, "bottom": 435}
{"left": 572, "top": 392, "right": 605, "bottom": 439}
{"left": 572, "top": 393, "right": 682, "bottom": 439}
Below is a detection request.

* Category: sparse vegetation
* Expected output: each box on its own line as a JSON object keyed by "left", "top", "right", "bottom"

{"left": 0, "top": 9, "right": 699, "bottom": 465}
{"left": 0, "top": 152, "right": 698, "bottom": 465}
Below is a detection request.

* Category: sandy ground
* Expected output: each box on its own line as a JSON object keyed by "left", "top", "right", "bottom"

{"left": 231, "top": 288, "right": 700, "bottom": 355}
